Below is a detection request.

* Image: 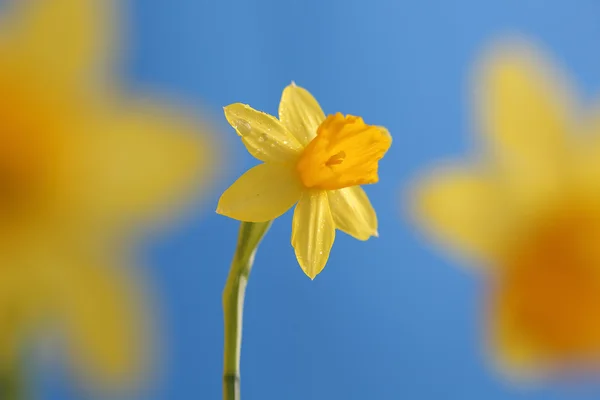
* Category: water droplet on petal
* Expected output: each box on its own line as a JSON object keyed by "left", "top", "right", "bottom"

{"left": 234, "top": 119, "right": 252, "bottom": 136}
{"left": 258, "top": 133, "right": 268, "bottom": 143}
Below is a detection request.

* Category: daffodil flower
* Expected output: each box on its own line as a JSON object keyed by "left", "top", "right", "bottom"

{"left": 217, "top": 84, "right": 391, "bottom": 279}
{"left": 0, "top": 0, "right": 212, "bottom": 390}
{"left": 414, "top": 43, "right": 600, "bottom": 373}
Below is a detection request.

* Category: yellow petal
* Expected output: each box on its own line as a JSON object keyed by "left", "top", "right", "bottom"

{"left": 0, "top": 246, "right": 50, "bottom": 367}
{"left": 413, "top": 166, "right": 505, "bottom": 261}
{"left": 9, "top": 0, "right": 114, "bottom": 84}
{"left": 490, "top": 289, "right": 541, "bottom": 376}
{"left": 217, "top": 163, "right": 302, "bottom": 222}
{"left": 79, "top": 101, "right": 212, "bottom": 230}
{"left": 278, "top": 83, "right": 326, "bottom": 146}
{"left": 328, "top": 186, "right": 377, "bottom": 240}
{"left": 47, "top": 248, "right": 149, "bottom": 389}
{"left": 477, "top": 44, "right": 574, "bottom": 164}
{"left": 224, "top": 103, "right": 303, "bottom": 163}
{"left": 291, "top": 190, "right": 336, "bottom": 279}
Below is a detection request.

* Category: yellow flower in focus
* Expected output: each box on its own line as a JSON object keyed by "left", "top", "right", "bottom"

{"left": 217, "top": 84, "right": 391, "bottom": 279}
{"left": 413, "top": 43, "right": 600, "bottom": 374}
{"left": 0, "top": 0, "right": 212, "bottom": 391}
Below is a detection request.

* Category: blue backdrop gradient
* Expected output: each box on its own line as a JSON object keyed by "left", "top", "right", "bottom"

{"left": 43, "top": 0, "right": 600, "bottom": 398}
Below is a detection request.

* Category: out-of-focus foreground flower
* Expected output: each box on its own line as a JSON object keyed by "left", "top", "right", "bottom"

{"left": 0, "top": 0, "right": 213, "bottom": 393}
{"left": 217, "top": 83, "right": 391, "bottom": 279}
{"left": 413, "top": 42, "right": 600, "bottom": 375}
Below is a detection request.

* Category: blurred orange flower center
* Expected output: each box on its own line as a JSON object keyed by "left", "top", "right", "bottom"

{"left": 296, "top": 113, "right": 391, "bottom": 190}
{"left": 0, "top": 78, "right": 67, "bottom": 229}
{"left": 496, "top": 205, "right": 600, "bottom": 360}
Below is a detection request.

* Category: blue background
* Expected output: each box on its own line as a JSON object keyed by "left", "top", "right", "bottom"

{"left": 41, "top": 0, "right": 600, "bottom": 399}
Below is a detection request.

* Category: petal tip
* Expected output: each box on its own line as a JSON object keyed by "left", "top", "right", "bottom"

{"left": 215, "top": 197, "right": 236, "bottom": 219}
{"left": 299, "top": 260, "right": 326, "bottom": 280}
{"left": 223, "top": 103, "right": 247, "bottom": 115}
{"left": 222, "top": 105, "right": 234, "bottom": 119}
{"left": 215, "top": 204, "right": 227, "bottom": 217}
{"left": 296, "top": 256, "right": 324, "bottom": 280}
{"left": 305, "top": 268, "right": 318, "bottom": 280}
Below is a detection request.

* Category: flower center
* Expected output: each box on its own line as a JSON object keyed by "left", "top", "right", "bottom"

{"left": 295, "top": 113, "right": 391, "bottom": 190}
{"left": 0, "top": 75, "right": 69, "bottom": 233}
{"left": 495, "top": 204, "right": 600, "bottom": 362}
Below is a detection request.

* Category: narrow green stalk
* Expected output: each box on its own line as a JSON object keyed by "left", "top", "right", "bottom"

{"left": 222, "top": 221, "right": 272, "bottom": 400}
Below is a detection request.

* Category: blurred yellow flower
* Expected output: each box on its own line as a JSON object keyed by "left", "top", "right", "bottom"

{"left": 0, "top": 0, "right": 211, "bottom": 390}
{"left": 413, "top": 43, "right": 600, "bottom": 374}
{"left": 217, "top": 83, "right": 391, "bottom": 279}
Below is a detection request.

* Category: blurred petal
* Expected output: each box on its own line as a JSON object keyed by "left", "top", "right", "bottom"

{"left": 81, "top": 101, "right": 211, "bottom": 229}
{"left": 413, "top": 166, "right": 504, "bottom": 261}
{"left": 224, "top": 103, "right": 303, "bottom": 163}
{"left": 478, "top": 45, "right": 574, "bottom": 165}
{"left": 10, "top": 0, "right": 114, "bottom": 84}
{"left": 291, "top": 190, "right": 335, "bottom": 279}
{"left": 217, "top": 163, "right": 302, "bottom": 222}
{"left": 50, "top": 250, "right": 148, "bottom": 388}
{"left": 278, "top": 83, "right": 326, "bottom": 146}
{"left": 0, "top": 248, "right": 49, "bottom": 366}
{"left": 328, "top": 186, "right": 377, "bottom": 240}
{"left": 490, "top": 285, "right": 540, "bottom": 374}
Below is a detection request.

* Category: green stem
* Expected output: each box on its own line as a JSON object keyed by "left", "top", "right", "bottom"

{"left": 222, "top": 221, "right": 272, "bottom": 400}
